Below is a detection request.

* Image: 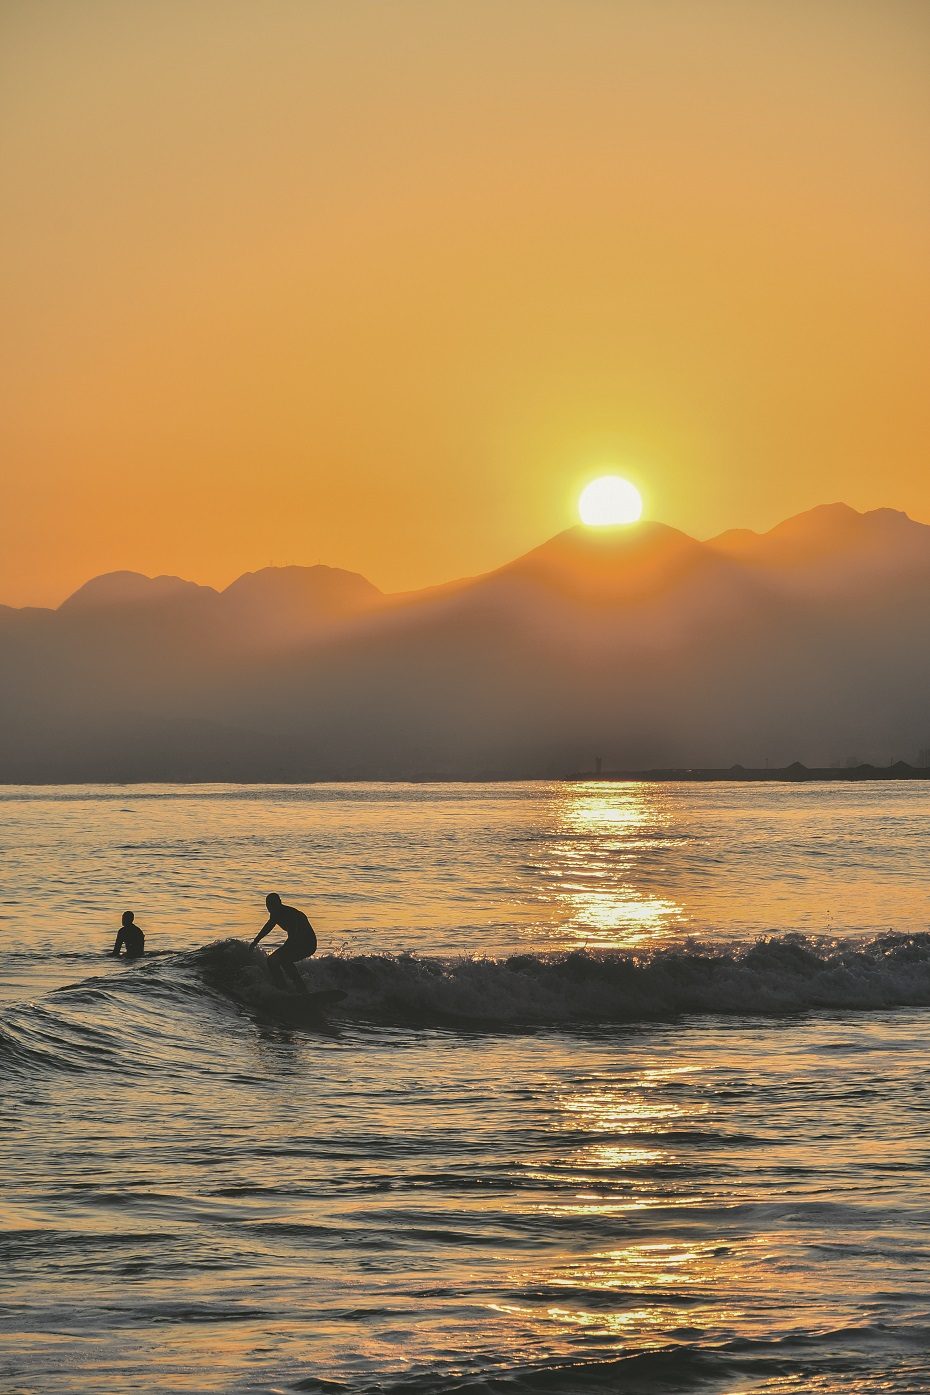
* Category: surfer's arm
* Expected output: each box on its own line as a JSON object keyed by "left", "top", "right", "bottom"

{"left": 249, "top": 917, "right": 276, "bottom": 949}
{"left": 111, "top": 930, "right": 124, "bottom": 956}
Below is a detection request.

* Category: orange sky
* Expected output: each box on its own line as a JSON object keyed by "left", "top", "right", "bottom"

{"left": 2, "top": 0, "right": 929, "bottom": 607}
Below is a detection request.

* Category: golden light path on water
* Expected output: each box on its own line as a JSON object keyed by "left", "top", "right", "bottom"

{"left": 487, "top": 1066, "right": 732, "bottom": 1350}
{"left": 483, "top": 1049, "right": 871, "bottom": 1362}
{"left": 538, "top": 786, "right": 687, "bottom": 950}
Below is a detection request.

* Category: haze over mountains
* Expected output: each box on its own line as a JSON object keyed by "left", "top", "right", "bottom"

{"left": 2, "top": 503, "right": 929, "bottom": 781}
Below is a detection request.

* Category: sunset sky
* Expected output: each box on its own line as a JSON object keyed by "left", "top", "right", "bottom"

{"left": 2, "top": 0, "right": 928, "bottom": 607}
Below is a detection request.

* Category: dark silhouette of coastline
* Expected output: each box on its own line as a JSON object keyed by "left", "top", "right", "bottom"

{"left": 571, "top": 761, "right": 930, "bottom": 783}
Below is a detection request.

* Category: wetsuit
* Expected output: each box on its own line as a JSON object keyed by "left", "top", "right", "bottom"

{"left": 269, "top": 903, "right": 317, "bottom": 963}
{"left": 112, "top": 924, "right": 145, "bottom": 958}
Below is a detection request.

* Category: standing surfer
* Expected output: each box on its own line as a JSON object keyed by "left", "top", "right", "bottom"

{"left": 111, "top": 910, "right": 145, "bottom": 959}
{"left": 250, "top": 892, "right": 317, "bottom": 996}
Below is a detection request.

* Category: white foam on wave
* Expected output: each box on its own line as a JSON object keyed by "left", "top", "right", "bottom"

{"left": 5, "top": 934, "right": 930, "bottom": 1073}
{"left": 194, "top": 933, "right": 930, "bottom": 1027}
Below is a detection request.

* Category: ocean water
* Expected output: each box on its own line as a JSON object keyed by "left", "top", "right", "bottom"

{"left": 2, "top": 781, "right": 930, "bottom": 1394}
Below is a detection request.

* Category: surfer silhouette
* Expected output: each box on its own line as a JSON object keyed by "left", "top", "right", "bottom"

{"left": 250, "top": 892, "right": 317, "bottom": 996}
{"left": 111, "top": 910, "right": 145, "bottom": 959}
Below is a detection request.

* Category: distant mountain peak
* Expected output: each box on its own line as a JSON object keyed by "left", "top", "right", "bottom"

{"left": 708, "top": 501, "right": 930, "bottom": 583}
{"left": 221, "top": 563, "right": 381, "bottom": 603}
{"left": 768, "top": 501, "right": 911, "bottom": 541}
{"left": 484, "top": 520, "right": 718, "bottom": 605}
{"left": 507, "top": 520, "right": 703, "bottom": 568}
{"left": 59, "top": 570, "right": 216, "bottom": 611}
{"left": 218, "top": 563, "right": 383, "bottom": 645}
{"left": 709, "top": 501, "right": 918, "bottom": 546}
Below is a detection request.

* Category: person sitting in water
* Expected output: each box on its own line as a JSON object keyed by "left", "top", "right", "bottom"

{"left": 250, "top": 892, "right": 317, "bottom": 996}
{"left": 111, "top": 910, "right": 145, "bottom": 959}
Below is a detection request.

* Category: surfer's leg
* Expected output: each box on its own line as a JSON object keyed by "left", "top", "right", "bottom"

{"left": 282, "top": 960, "right": 310, "bottom": 996}
{"left": 270, "top": 944, "right": 311, "bottom": 996}
{"left": 266, "top": 949, "right": 291, "bottom": 991}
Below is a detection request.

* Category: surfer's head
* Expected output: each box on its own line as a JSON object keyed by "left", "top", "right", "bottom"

{"left": 265, "top": 892, "right": 282, "bottom": 911}
{"left": 121, "top": 910, "right": 134, "bottom": 926}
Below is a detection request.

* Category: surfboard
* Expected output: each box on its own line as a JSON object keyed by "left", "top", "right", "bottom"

{"left": 263, "top": 986, "right": 347, "bottom": 1028}
{"left": 302, "top": 989, "right": 347, "bottom": 1010}
{"left": 266, "top": 985, "right": 347, "bottom": 1010}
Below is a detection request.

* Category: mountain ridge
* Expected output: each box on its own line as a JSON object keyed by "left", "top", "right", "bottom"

{"left": 39, "top": 502, "right": 930, "bottom": 617}
{"left": 2, "top": 502, "right": 929, "bottom": 780}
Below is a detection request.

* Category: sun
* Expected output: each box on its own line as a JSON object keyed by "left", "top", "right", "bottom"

{"left": 578, "top": 476, "right": 643, "bottom": 527}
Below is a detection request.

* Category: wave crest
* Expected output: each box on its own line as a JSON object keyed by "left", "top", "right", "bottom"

{"left": 198, "top": 932, "right": 930, "bottom": 1026}
{"left": 5, "top": 934, "right": 930, "bottom": 1073}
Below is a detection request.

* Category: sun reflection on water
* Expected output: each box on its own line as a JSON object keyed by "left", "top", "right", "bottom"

{"left": 493, "top": 1234, "right": 751, "bottom": 1337}
{"left": 484, "top": 1064, "right": 752, "bottom": 1350}
{"left": 534, "top": 785, "right": 688, "bottom": 950}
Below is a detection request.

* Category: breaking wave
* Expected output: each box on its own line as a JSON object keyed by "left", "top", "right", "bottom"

{"left": 4, "top": 933, "right": 930, "bottom": 1077}
{"left": 285, "top": 932, "right": 930, "bottom": 1025}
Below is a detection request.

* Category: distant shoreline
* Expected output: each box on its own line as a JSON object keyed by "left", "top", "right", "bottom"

{"left": 2, "top": 763, "right": 930, "bottom": 786}
{"left": 568, "top": 763, "right": 930, "bottom": 783}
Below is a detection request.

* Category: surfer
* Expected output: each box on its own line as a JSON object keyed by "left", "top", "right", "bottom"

{"left": 111, "top": 910, "right": 145, "bottom": 959}
{"left": 250, "top": 892, "right": 317, "bottom": 996}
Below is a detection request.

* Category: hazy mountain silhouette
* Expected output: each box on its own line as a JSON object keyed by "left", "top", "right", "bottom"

{"left": 219, "top": 565, "right": 382, "bottom": 647}
{"left": 61, "top": 571, "right": 216, "bottom": 612}
{"left": 709, "top": 503, "right": 930, "bottom": 593}
{"left": 492, "top": 521, "right": 714, "bottom": 597}
{"left": 2, "top": 505, "right": 929, "bottom": 780}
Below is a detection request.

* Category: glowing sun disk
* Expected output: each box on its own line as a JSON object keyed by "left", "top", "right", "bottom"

{"left": 579, "top": 476, "right": 643, "bottom": 527}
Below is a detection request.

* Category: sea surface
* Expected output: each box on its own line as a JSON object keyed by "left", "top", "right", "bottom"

{"left": 2, "top": 781, "right": 930, "bottom": 1394}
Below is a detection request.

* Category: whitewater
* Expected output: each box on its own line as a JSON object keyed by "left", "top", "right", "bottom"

{"left": 2, "top": 782, "right": 930, "bottom": 1394}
